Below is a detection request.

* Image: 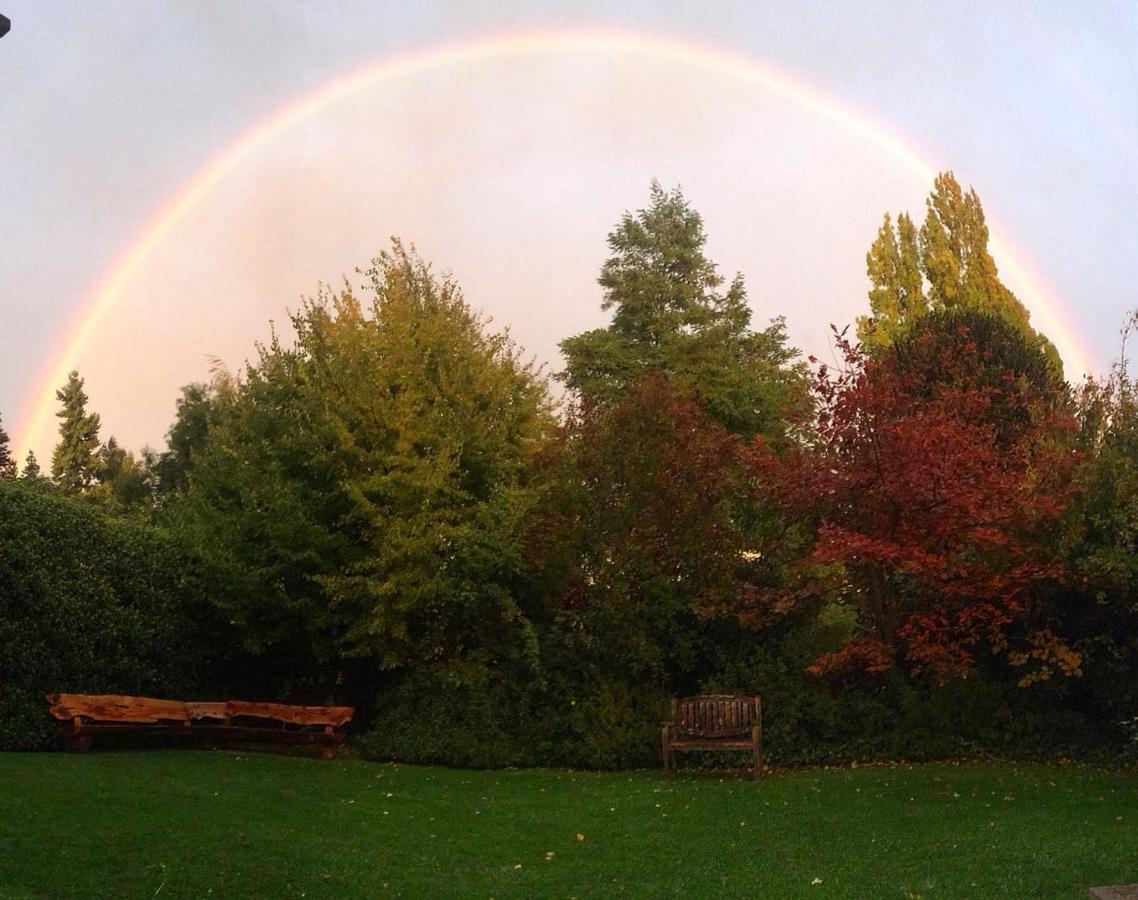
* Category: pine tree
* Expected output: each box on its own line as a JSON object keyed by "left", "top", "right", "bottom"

{"left": 51, "top": 370, "right": 101, "bottom": 493}
{"left": 21, "top": 450, "right": 41, "bottom": 480}
{"left": 97, "top": 435, "right": 127, "bottom": 482}
{"left": 0, "top": 411, "right": 15, "bottom": 479}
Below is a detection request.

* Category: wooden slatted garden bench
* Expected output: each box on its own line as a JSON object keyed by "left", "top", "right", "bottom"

{"left": 46, "top": 693, "right": 353, "bottom": 759}
{"left": 661, "top": 693, "right": 762, "bottom": 776}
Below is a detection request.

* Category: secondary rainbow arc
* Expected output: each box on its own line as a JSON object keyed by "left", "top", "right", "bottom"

{"left": 14, "top": 29, "right": 1096, "bottom": 456}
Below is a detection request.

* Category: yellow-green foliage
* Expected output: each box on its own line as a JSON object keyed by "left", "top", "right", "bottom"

{"left": 857, "top": 172, "right": 1060, "bottom": 374}
{"left": 175, "top": 241, "right": 556, "bottom": 686}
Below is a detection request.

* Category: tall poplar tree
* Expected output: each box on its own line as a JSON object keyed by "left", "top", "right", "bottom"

{"left": 857, "top": 172, "right": 1060, "bottom": 372}
{"left": 51, "top": 370, "right": 101, "bottom": 493}
{"left": 856, "top": 211, "right": 924, "bottom": 348}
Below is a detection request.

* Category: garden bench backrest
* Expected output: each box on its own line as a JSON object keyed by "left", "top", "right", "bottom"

{"left": 672, "top": 694, "right": 760, "bottom": 738}
{"left": 223, "top": 701, "right": 353, "bottom": 727}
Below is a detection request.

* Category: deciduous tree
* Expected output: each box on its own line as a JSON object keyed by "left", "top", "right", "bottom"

{"left": 154, "top": 383, "right": 214, "bottom": 497}
{"left": 749, "top": 312, "right": 1078, "bottom": 683}
{"left": 175, "top": 242, "right": 555, "bottom": 689}
{"left": 857, "top": 212, "right": 923, "bottom": 349}
{"left": 858, "top": 172, "right": 1060, "bottom": 372}
{"left": 529, "top": 375, "right": 751, "bottom": 677}
{"left": 1058, "top": 334, "right": 1138, "bottom": 723}
{"left": 93, "top": 436, "right": 151, "bottom": 513}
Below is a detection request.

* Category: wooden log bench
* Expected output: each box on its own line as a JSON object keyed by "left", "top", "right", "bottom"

{"left": 661, "top": 694, "right": 762, "bottom": 776}
{"left": 46, "top": 693, "right": 353, "bottom": 759}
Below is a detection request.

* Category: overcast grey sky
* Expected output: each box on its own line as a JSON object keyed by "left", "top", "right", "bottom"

{"left": 3, "top": 2, "right": 1136, "bottom": 457}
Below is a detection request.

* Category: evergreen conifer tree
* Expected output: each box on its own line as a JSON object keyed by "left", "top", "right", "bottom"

{"left": 21, "top": 450, "right": 41, "bottom": 480}
{"left": 0, "top": 412, "right": 15, "bottom": 479}
{"left": 559, "top": 182, "right": 807, "bottom": 439}
{"left": 51, "top": 370, "right": 101, "bottom": 493}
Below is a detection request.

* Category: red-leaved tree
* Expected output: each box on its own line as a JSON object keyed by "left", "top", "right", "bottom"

{"left": 524, "top": 374, "right": 753, "bottom": 683}
{"left": 746, "top": 311, "right": 1080, "bottom": 683}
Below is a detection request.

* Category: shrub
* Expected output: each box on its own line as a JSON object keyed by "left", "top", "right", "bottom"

{"left": 356, "top": 666, "right": 542, "bottom": 769}
{"left": 0, "top": 480, "right": 219, "bottom": 748}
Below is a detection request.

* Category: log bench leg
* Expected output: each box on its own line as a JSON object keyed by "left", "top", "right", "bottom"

{"left": 65, "top": 717, "right": 93, "bottom": 753}
{"left": 65, "top": 732, "right": 93, "bottom": 753}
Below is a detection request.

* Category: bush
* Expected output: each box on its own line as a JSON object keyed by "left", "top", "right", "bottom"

{"left": 699, "top": 603, "right": 1121, "bottom": 765}
{"left": 356, "top": 638, "right": 672, "bottom": 771}
{"left": 356, "top": 666, "right": 542, "bottom": 768}
{"left": 0, "top": 480, "right": 220, "bottom": 748}
{"left": 355, "top": 602, "right": 1120, "bottom": 770}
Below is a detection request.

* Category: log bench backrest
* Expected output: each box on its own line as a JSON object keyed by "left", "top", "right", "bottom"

{"left": 224, "top": 701, "right": 353, "bottom": 727}
{"left": 47, "top": 694, "right": 190, "bottom": 725}
{"left": 672, "top": 694, "right": 760, "bottom": 738}
{"left": 185, "top": 702, "right": 230, "bottom": 721}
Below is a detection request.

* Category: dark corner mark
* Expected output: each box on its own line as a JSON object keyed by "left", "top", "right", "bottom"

{"left": 0, "top": 14, "right": 9, "bottom": 39}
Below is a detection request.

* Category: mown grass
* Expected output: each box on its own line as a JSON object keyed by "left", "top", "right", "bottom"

{"left": 1, "top": 750, "right": 1135, "bottom": 898}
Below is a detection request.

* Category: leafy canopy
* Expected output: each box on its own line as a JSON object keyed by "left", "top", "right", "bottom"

{"left": 750, "top": 312, "right": 1078, "bottom": 683}
{"left": 175, "top": 241, "right": 555, "bottom": 686}
{"left": 858, "top": 172, "right": 1061, "bottom": 374}
{"left": 527, "top": 375, "right": 752, "bottom": 684}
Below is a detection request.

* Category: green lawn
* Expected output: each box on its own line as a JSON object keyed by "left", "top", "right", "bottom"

{"left": 1, "top": 751, "right": 1135, "bottom": 898}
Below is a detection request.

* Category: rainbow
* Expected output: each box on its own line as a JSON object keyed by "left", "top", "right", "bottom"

{"left": 14, "top": 29, "right": 1096, "bottom": 456}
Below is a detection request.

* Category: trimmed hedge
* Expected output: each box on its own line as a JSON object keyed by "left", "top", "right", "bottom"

{"left": 0, "top": 481, "right": 218, "bottom": 748}
{"left": 357, "top": 605, "right": 1129, "bottom": 770}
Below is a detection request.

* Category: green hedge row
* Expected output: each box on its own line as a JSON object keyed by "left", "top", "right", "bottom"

{"left": 0, "top": 481, "right": 219, "bottom": 749}
{"left": 356, "top": 606, "right": 1130, "bottom": 770}
{"left": 2, "top": 476, "right": 1128, "bottom": 766}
